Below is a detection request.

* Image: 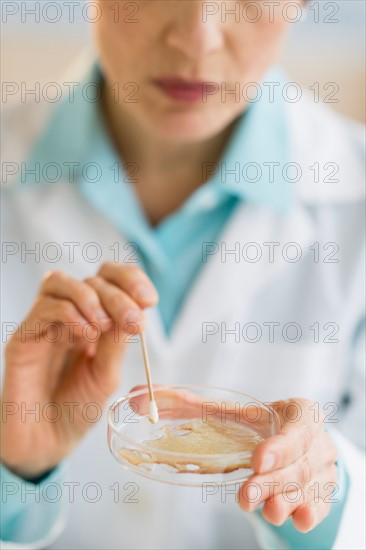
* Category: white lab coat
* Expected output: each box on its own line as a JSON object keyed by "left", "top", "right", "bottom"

{"left": 1, "top": 50, "right": 365, "bottom": 550}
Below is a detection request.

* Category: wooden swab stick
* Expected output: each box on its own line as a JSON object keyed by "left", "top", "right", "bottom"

{"left": 140, "top": 330, "right": 159, "bottom": 424}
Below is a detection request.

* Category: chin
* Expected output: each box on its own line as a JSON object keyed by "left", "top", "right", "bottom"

{"left": 142, "top": 109, "right": 232, "bottom": 143}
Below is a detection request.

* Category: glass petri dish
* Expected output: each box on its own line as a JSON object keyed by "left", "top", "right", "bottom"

{"left": 107, "top": 385, "right": 281, "bottom": 487}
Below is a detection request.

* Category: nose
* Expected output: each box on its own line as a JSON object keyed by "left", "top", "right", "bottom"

{"left": 164, "top": 1, "right": 224, "bottom": 59}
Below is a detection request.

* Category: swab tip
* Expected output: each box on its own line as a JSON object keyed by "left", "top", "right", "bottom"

{"left": 149, "top": 400, "right": 159, "bottom": 424}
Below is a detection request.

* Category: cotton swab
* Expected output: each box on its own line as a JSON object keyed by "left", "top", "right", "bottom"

{"left": 140, "top": 330, "right": 159, "bottom": 424}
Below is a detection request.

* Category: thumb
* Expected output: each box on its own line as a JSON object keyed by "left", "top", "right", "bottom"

{"left": 90, "top": 320, "right": 143, "bottom": 398}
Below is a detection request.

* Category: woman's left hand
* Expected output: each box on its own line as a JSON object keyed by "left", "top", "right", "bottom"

{"left": 239, "top": 398, "right": 338, "bottom": 533}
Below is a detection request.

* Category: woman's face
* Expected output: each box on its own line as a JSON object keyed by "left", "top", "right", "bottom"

{"left": 94, "top": 0, "right": 302, "bottom": 142}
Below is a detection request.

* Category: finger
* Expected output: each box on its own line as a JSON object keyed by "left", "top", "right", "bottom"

{"left": 41, "top": 270, "right": 111, "bottom": 326}
{"left": 292, "top": 501, "right": 332, "bottom": 533}
{"left": 85, "top": 276, "right": 145, "bottom": 331}
{"left": 20, "top": 296, "right": 90, "bottom": 342}
{"left": 98, "top": 263, "right": 159, "bottom": 308}
{"left": 240, "top": 433, "right": 338, "bottom": 512}
{"left": 260, "top": 464, "right": 338, "bottom": 526}
{"left": 252, "top": 399, "right": 324, "bottom": 474}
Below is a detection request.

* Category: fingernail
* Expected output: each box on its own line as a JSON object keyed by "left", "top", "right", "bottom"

{"left": 96, "top": 311, "right": 110, "bottom": 321}
{"left": 124, "top": 310, "right": 144, "bottom": 325}
{"left": 86, "top": 346, "right": 96, "bottom": 358}
{"left": 261, "top": 453, "right": 276, "bottom": 473}
{"left": 134, "top": 283, "right": 158, "bottom": 303}
{"left": 246, "top": 485, "right": 261, "bottom": 511}
{"left": 247, "top": 485, "right": 259, "bottom": 502}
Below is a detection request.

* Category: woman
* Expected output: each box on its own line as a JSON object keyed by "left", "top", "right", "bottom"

{"left": 1, "top": 1, "right": 365, "bottom": 549}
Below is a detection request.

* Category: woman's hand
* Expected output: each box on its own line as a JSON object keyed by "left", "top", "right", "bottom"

{"left": 239, "top": 399, "right": 338, "bottom": 533}
{"left": 1, "top": 263, "right": 158, "bottom": 480}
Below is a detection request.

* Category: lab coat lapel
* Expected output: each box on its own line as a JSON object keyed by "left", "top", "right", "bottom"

{"left": 168, "top": 201, "right": 316, "bottom": 355}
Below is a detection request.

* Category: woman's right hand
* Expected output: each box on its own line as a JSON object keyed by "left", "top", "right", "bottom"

{"left": 0, "top": 263, "right": 158, "bottom": 480}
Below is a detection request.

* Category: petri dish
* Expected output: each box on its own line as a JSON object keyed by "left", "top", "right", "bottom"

{"left": 107, "top": 385, "right": 281, "bottom": 487}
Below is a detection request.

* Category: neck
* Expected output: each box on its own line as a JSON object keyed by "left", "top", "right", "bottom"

{"left": 101, "top": 81, "right": 236, "bottom": 226}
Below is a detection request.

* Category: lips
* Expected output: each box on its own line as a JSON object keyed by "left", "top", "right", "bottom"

{"left": 153, "top": 77, "right": 214, "bottom": 103}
